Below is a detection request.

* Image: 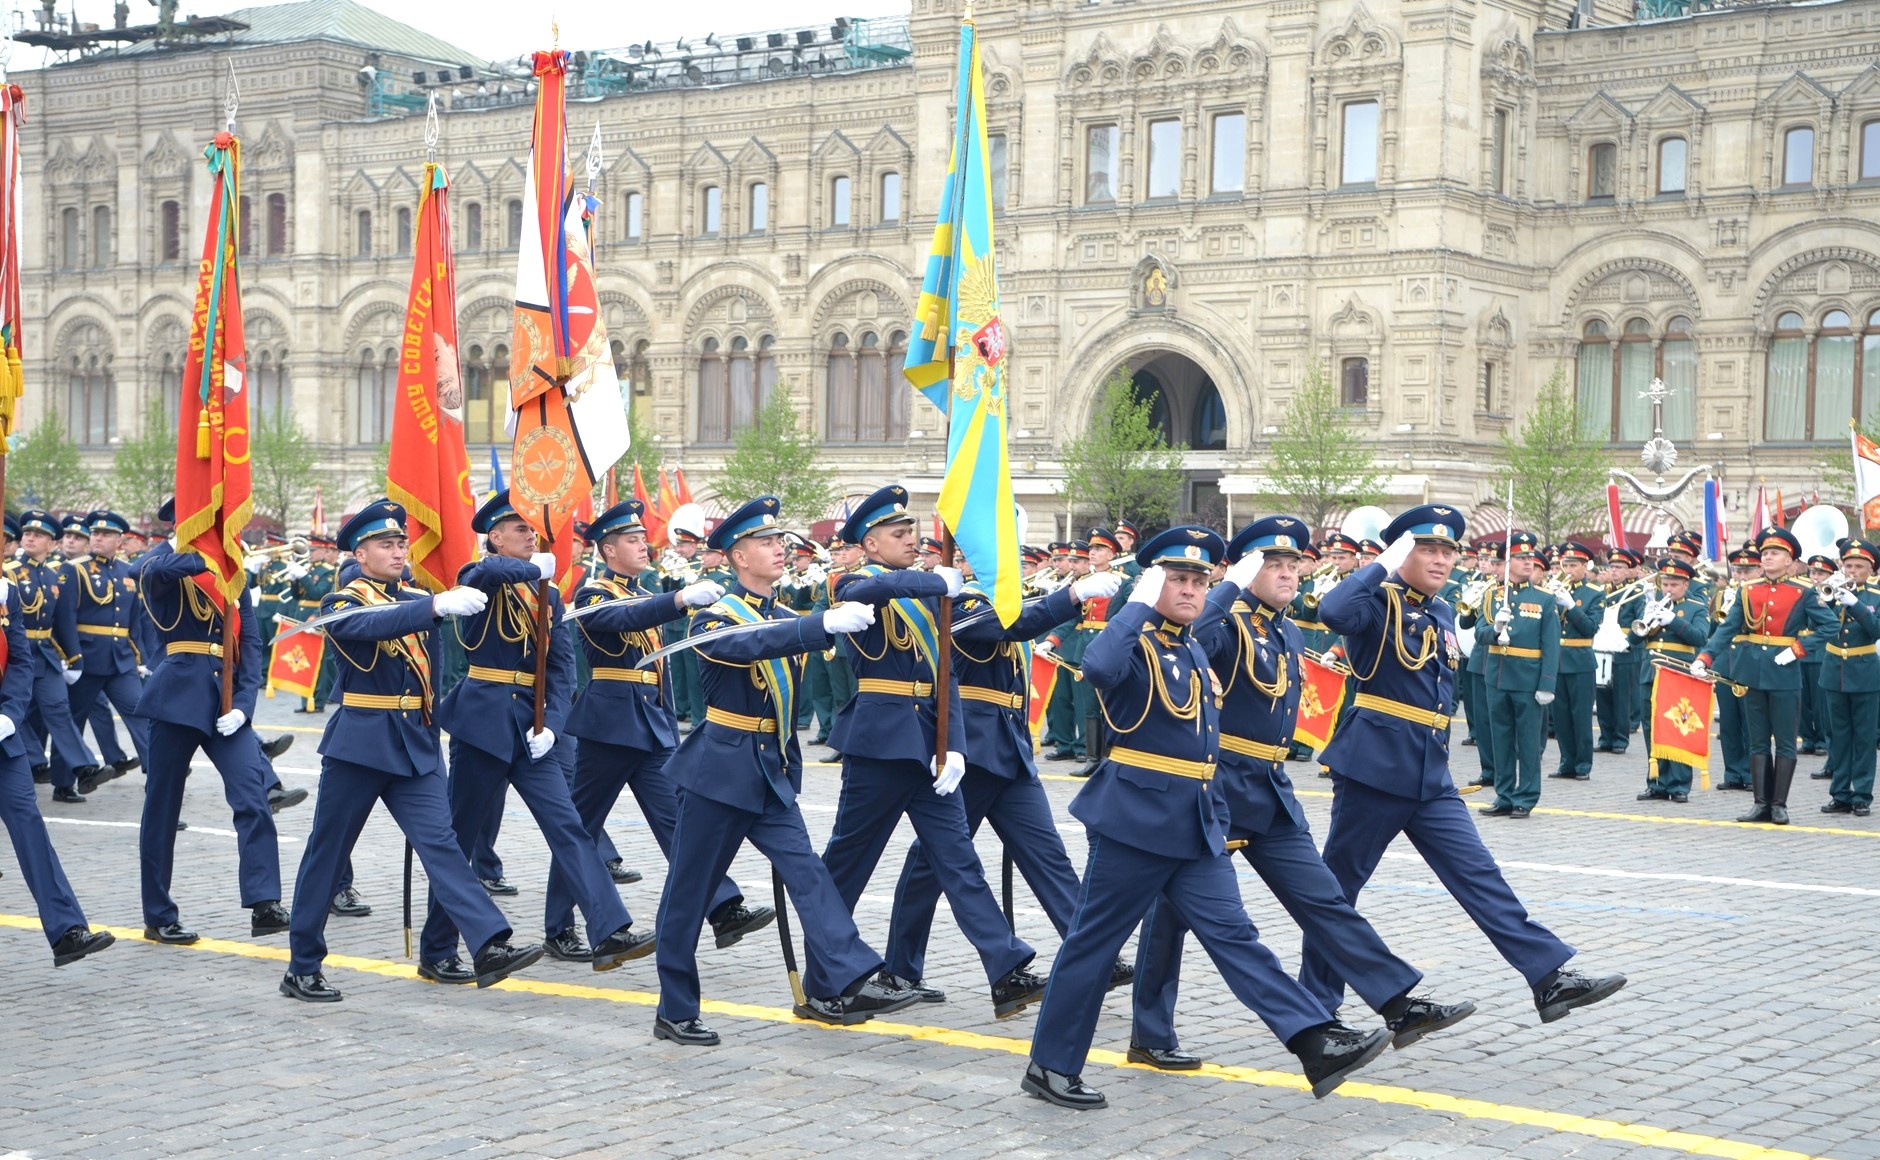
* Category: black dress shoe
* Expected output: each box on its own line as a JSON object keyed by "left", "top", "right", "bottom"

{"left": 51, "top": 786, "right": 85, "bottom": 804}
{"left": 1021, "top": 1061, "right": 1106, "bottom": 1109}
{"left": 795, "top": 976, "right": 920, "bottom": 1025}
{"left": 1636, "top": 790, "right": 1668, "bottom": 801}
{"left": 143, "top": 922, "right": 199, "bottom": 945}
{"left": 1472, "top": 776, "right": 1494, "bottom": 787}
{"left": 1107, "top": 957, "right": 1135, "bottom": 994}
{"left": 1669, "top": 792, "right": 1688, "bottom": 803}
{"left": 1820, "top": 800, "right": 1853, "bottom": 814}
{"left": 176, "top": 819, "right": 188, "bottom": 831}
{"left": 1478, "top": 802, "right": 1512, "bottom": 816}
{"left": 543, "top": 928, "right": 593, "bottom": 962}
{"left": 280, "top": 972, "right": 343, "bottom": 1002}
{"left": 51, "top": 927, "right": 115, "bottom": 967}
{"left": 653, "top": 1014, "right": 719, "bottom": 1046}
{"left": 329, "top": 886, "right": 372, "bottom": 917}
{"left": 710, "top": 902, "right": 776, "bottom": 949}
{"left": 251, "top": 901, "right": 291, "bottom": 935}
{"left": 267, "top": 786, "right": 309, "bottom": 814}
{"left": 1385, "top": 997, "right": 1475, "bottom": 1049}
{"left": 1571, "top": 772, "right": 1590, "bottom": 781}
{"left": 1045, "top": 748, "right": 1077, "bottom": 762}
{"left": 1534, "top": 967, "right": 1627, "bottom": 1023}
{"left": 1070, "top": 759, "right": 1101, "bottom": 779}
{"left": 1126, "top": 1042, "right": 1202, "bottom": 1070}
{"left": 480, "top": 876, "right": 519, "bottom": 896}
{"left": 605, "top": 859, "right": 642, "bottom": 884}
{"left": 1510, "top": 807, "right": 1532, "bottom": 818}
{"left": 417, "top": 956, "right": 477, "bottom": 985}
{"left": 112, "top": 756, "right": 142, "bottom": 775}
{"left": 473, "top": 941, "right": 545, "bottom": 987}
{"left": 74, "top": 765, "right": 113, "bottom": 795}
{"left": 590, "top": 926, "right": 657, "bottom": 972}
{"left": 1547, "top": 771, "right": 1575, "bottom": 779}
{"left": 1811, "top": 769, "right": 1833, "bottom": 779}
{"left": 1855, "top": 803, "right": 1872, "bottom": 816}
{"left": 31, "top": 764, "right": 50, "bottom": 784}
{"left": 261, "top": 734, "right": 295, "bottom": 759}
{"left": 879, "top": 970, "right": 946, "bottom": 1003}
{"left": 992, "top": 966, "right": 1048, "bottom": 1019}
{"left": 1462, "top": 736, "right": 1478, "bottom": 747}
{"left": 1295, "top": 1024, "right": 1391, "bottom": 1099}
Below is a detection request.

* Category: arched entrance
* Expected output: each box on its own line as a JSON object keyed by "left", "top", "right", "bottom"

{"left": 1114, "top": 349, "right": 1226, "bottom": 527}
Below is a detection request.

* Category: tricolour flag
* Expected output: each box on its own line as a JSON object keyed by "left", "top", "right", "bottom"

{"left": 507, "top": 50, "right": 629, "bottom": 579}
{"left": 1855, "top": 425, "right": 1880, "bottom": 531}
{"left": 903, "top": 13, "right": 1019, "bottom": 626}
{"left": 173, "top": 130, "right": 252, "bottom": 626}
{"left": 1649, "top": 664, "right": 1713, "bottom": 790}
{"left": 267, "top": 615, "right": 325, "bottom": 700}
{"left": 1294, "top": 654, "right": 1347, "bottom": 751}
{"left": 0, "top": 83, "right": 23, "bottom": 446}
{"left": 387, "top": 161, "right": 476, "bottom": 593}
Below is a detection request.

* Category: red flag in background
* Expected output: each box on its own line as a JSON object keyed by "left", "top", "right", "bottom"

{"left": 1649, "top": 665, "right": 1714, "bottom": 790}
{"left": 1771, "top": 489, "right": 1786, "bottom": 528}
{"left": 0, "top": 84, "right": 25, "bottom": 450}
{"left": 387, "top": 161, "right": 476, "bottom": 593}
{"left": 604, "top": 466, "right": 618, "bottom": 510}
{"left": 633, "top": 463, "right": 668, "bottom": 547}
{"left": 310, "top": 485, "right": 327, "bottom": 537}
{"left": 1027, "top": 651, "right": 1060, "bottom": 742}
{"left": 173, "top": 131, "right": 251, "bottom": 627}
{"left": 1293, "top": 654, "right": 1347, "bottom": 751}
{"left": 674, "top": 467, "right": 693, "bottom": 506}
{"left": 656, "top": 468, "right": 680, "bottom": 522}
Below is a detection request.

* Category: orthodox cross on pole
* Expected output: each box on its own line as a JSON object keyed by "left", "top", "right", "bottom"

{"left": 1614, "top": 374, "right": 1710, "bottom": 502}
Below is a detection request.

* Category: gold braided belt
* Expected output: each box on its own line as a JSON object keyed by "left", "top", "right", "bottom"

{"left": 341, "top": 692, "right": 427, "bottom": 711}
{"left": 77, "top": 625, "right": 130, "bottom": 637}
{"left": 705, "top": 706, "right": 778, "bottom": 732}
{"left": 167, "top": 641, "right": 224, "bottom": 658}
{"left": 1736, "top": 634, "right": 1798, "bottom": 648}
{"left": 1645, "top": 641, "right": 1696, "bottom": 654}
{"left": 589, "top": 667, "right": 660, "bottom": 684}
{"left": 1827, "top": 643, "right": 1878, "bottom": 658}
{"left": 1487, "top": 645, "right": 1542, "bottom": 659}
{"left": 1352, "top": 692, "right": 1451, "bottom": 730}
{"left": 959, "top": 687, "right": 1024, "bottom": 710}
{"left": 468, "top": 665, "right": 534, "bottom": 687}
{"left": 1219, "top": 735, "right": 1290, "bottom": 762}
{"left": 25, "top": 628, "right": 52, "bottom": 640}
{"left": 1108, "top": 746, "right": 1215, "bottom": 782}
{"left": 856, "top": 678, "right": 934, "bottom": 698}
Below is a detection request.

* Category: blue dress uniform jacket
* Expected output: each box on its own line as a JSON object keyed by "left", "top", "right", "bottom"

{"left": 16, "top": 555, "right": 80, "bottom": 673}
{"left": 133, "top": 546, "right": 265, "bottom": 731}
{"left": 72, "top": 555, "right": 141, "bottom": 674}
{"left": 951, "top": 585, "right": 1079, "bottom": 779}
{"left": 1316, "top": 562, "right": 1460, "bottom": 802}
{"left": 436, "top": 555, "right": 574, "bottom": 761}
{"left": 827, "top": 568, "right": 967, "bottom": 763}
{"left": 318, "top": 578, "right": 445, "bottom": 775}
{"left": 564, "top": 570, "right": 681, "bottom": 752}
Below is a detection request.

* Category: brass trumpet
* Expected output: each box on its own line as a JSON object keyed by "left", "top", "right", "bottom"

{"left": 245, "top": 534, "right": 310, "bottom": 570}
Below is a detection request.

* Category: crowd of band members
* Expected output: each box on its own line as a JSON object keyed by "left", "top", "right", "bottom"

{"left": 25, "top": 476, "right": 1880, "bottom": 1107}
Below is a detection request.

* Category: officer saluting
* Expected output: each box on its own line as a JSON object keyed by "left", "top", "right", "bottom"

{"left": 1025, "top": 527, "right": 1393, "bottom": 1112}
{"left": 280, "top": 501, "right": 543, "bottom": 1001}
{"left": 653, "top": 496, "right": 918, "bottom": 1045}
{"left": 550, "top": 498, "right": 774, "bottom": 962}
{"left": 1301, "top": 506, "right": 1625, "bottom": 1027}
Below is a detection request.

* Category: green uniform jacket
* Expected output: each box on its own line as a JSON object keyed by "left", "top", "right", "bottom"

{"left": 1556, "top": 581, "right": 1605, "bottom": 675}
{"left": 1628, "top": 593, "right": 1712, "bottom": 690}
{"left": 1479, "top": 581, "right": 1561, "bottom": 692}
{"left": 1819, "top": 585, "right": 1880, "bottom": 694}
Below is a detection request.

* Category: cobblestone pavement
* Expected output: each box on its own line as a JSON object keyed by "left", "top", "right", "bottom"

{"left": 2, "top": 695, "right": 1878, "bottom": 1159}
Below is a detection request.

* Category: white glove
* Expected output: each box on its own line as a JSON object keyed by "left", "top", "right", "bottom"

{"left": 1376, "top": 532, "right": 1416, "bottom": 575}
{"left": 137, "top": 665, "right": 152, "bottom": 678}
{"left": 823, "top": 601, "right": 877, "bottom": 634}
{"left": 1836, "top": 587, "right": 1860, "bottom": 607}
{"left": 61, "top": 665, "right": 81, "bottom": 686}
{"left": 244, "top": 553, "right": 268, "bottom": 575}
{"left": 1555, "top": 590, "right": 1575, "bottom": 609}
{"left": 679, "top": 579, "right": 725, "bottom": 608}
{"left": 283, "top": 562, "right": 310, "bottom": 581}
{"left": 529, "top": 552, "right": 557, "bottom": 581}
{"left": 215, "top": 709, "right": 246, "bottom": 736}
{"left": 526, "top": 727, "right": 555, "bottom": 760}
{"left": 1534, "top": 690, "right": 1556, "bottom": 706}
{"left": 0, "top": 715, "right": 15, "bottom": 743}
{"left": 1128, "top": 565, "right": 1166, "bottom": 607}
{"left": 1034, "top": 640, "right": 1055, "bottom": 661}
{"left": 1492, "top": 603, "right": 1514, "bottom": 633}
{"left": 1072, "top": 571, "right": 1122, "bottom": 602}
{"left": 1774, "top": 648, "right": 1798, "bottom": 667}
{"left": 1688, "top": 658, "right": 1708, "bottom": 680}
{"left": 1653, "top": 606, "right": 1677, "bottom": 629}
{"left": 934, "top": 566, "right": 964, "bottom": 598}
{"left": 931, "top": 750, "right": 967, "bottom": 796}
{"left": 432, "top": 586, "right": 489, "bottom": 617}
{"left": 1223, "top": 550, "right": 1264, "bottom": 591}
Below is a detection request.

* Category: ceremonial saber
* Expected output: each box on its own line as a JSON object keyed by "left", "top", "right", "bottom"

{"left": 633, "top": 599, "right": 1034, "bottom": 668}
{"left": 773, "top": 867, "right": 807, "bottom": 1007}
{"left": 1001, "top": 850, "right": 1015, "bottom": 933}
{"left": 402, "top": 841, "right": 414, "bottom": 960}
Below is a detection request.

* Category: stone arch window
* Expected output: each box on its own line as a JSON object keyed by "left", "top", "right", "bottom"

{"left": 160, "top": 200, "right": 182, "bottom": 262}
{"left": 1766, "top": 308, "right": 1868, "bottom": 442}
{"left": 697, "top": 337, "right": 731, "bottom": 443}
{"left": 248, "top": 314, "right": 291, "bottom": 422}
{"left": 1339, "top": 357, "right": 1369, "bottom": 407}
{"left": 464, "top": 201, "right": 483, "bottom": 250}
{"left": 266, "top": 193, "right": 289, "bottom": 256}
{"left": 1782, "top": 125, "right": 1815, "bottom": 188}
{"left": 1191, "top": 384, "right": 1227, "bottom": 450}
{"left": 461, "top": 341, "right": 509, "bottom": 445}
{"left": 237, "top": 195, "right": 254, "bottom": 256}
{"left": 1656, "top": 136, "right": 1687, "bottom": 195}
{"left": 353, "top": 345, "right": 398, "bottom": 444}
{"left": 506, "top": 198, "right": 524, "bottom": 248}
{"left": 1587, "top": 142, "right": 1618, "bottom": 200}
{"left": 61, "top": 321, "right": 115, "bottom": 446}
{"left": 622, "top": 192, "right": 642, "bottom": 242}
{"left": 355, "top": 209, "right": 373, "bottom": 257}
{"left": 146, "top": 318, "right": 188, "bottom": 427}
{"left": 156, "top": 350, "right": 184, "bottom": 427}
{"left": 877, "top": 171, "right": 900, "bottom": 223}
{"left": 1577, "top": 316, "right": 1695, "bottom": 443}
{"left": 611, "top": 337, "right": 652, "bottom": 397}
{"left": 58, "top": 207, "right": 79, "bottom": 270}
{"left": 395, "top": 206, "right": 413, "bottom": 255}
{"left": 825, "top": 329, "right": 906, "bottom": 443}
{"left": 1862, "top": 120, "right": 1880, "bottom": 182}
{"left": 91, "top": 205, "right": 112, "bottom": 268}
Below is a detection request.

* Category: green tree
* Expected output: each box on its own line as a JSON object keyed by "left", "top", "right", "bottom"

{"left": 250, "top": 412, "right": 325, "bottom": 531}
{"left": 1059, "top": 367, "right": 1185, "bottom": 530}
{"left": 109, "top": 398, "right": 178, "bottom": 525}
{"left": 1498, "top": 367, "right": 1612, "bottom": 543}
{"left": 5, "top": 409, "right": 94, "bottom": 513}
{"left": 624, "top": 403, "right": 662, "bottom": 474}
{"left": 1262, "top": 359, "right": 1389, "bottom": 532}
{"left": 714, "top": 391, "right": 837, "bottom": 522}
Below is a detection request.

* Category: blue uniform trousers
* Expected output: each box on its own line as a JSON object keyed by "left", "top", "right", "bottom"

{"left": 1488, "top": 687, "right": 1544, "bottom": 810}
{"left": 884, "top": 764, "right": 1081, "bottom": 982}
{"left": 813, "top": 755, "right": 1032, "bottom": 987}
{"left": 1824, "top": 689, "right": 1878, "bottom": 807}
{"left": 29, "top": 664, "right": 91, "bottom": 790}
{"left": 1469, "top": 671, "right": 1497, "bottom": 782}
{"left": 656, "top": 788, "right": 882, "bottom": 1021}
{"left": 1716, "top": 688, "right": 1751, "bottom": 786}
{"left": 546, "top": 737, "right": 740, "bottom": 937}
{"left": 288, "top": 758, "right": 512, "bottom": 974}
{"left": 138, "top": 720, "right": 282, "bottom": 925}
{"left": 554, "top": 737, "right": 619, "bottom": 865}
{"left": 1552, "top": 670, "right": 1595, "bottom": 777}
{"left": 1131, "top": 825, "right": 1422, "bottom": 1051}
{"left": 70, "top": 670, "right": 151, "bottom": 771}
{"left": 1030, "top": 833, "right": 1330, "bottom": 1076}
{"left": 421, "top": 741, "right": 629, "bottom": 961}
{"left": 449, "top": 735, "right": 506, "bottom": 882}
{"left": 1301, "top": 777, "right": 1573, "bottom": 1013}
{"left": 0, "top": 752, "right": 89, "bottom": 945}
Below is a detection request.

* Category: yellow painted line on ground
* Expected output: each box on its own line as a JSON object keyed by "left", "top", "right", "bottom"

{"left": 0, "top": 914, "right": 1823, "bottom": 1160}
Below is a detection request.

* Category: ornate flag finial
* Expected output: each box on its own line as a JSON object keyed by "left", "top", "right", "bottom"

{"left": 585, "top": 122, "right": 603, "bottom": 191}
{"left": 425, "top": 91, "right": 440, "bottom": 162}
{"left": 224, "top": 60, "right": 240, "bottom": 133}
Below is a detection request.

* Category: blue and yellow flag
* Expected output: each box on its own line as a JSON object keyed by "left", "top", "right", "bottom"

{"left": 904, "top": 13, "right": 1020, "bottom": 627}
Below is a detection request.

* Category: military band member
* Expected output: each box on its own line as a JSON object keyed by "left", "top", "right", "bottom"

{"left": 811, "top": 485, "right": 1045, "bottom": 1019}
{"left": 1457, "top": 540, "right": 1505, "bottom": 786}
{"left": 1595, "top": 547, "right": 1644, "bottom": 753}
{"left": 1798, "top": 552, "right": 1839, "bottom": 759}
{"left": 1691, "top": 527, "right": 1837, "bottom": 825}
{"left": 1477, "top": 532, "right": 1560, "bottom": 818}
{"left": 301, "top": 535, "right": 341, "bottom": 711}
{"left": 782, "top": 541, "right": 833, "bottom": 741}
{"left": 1066, "top": 528, "right": 1131, "bottom": 778}
{"left": 16, "top": 511, "right": 98, "bottom": 803}
{"left": 1112, "top": 520, "right": 1142, "bottom": 579}
{"left": 1284, "top": 542, "right": 1325, "bottom": 762}
{"left": 417, "top": 489, "right": 648, "bottom": 981}
{"left": 134, "top": 498, "right": 288, "bottom": 943}
{"left": 1548, "top": 543, "right": 1604, "bottom": 782}
{"left": 1302, "top": 506, "right": 1625, "bottom": 1026}
{"left": 663, "top": 525, "right": 707, "bottom": 728}
{"left": 1815, "top": 538, "right": 1879, "bottom": 817}
{"left": 1025, "top": 528, "right": 1393, "bottom": 1111}
{"left": 252, "top": 530, "right": 294, "bottom": 649}
{"left": 653, "top": 496, "right": 919, "bottom": 1045}
{"left": 65, "top": 509, "right": 150, "bottom": 798}
{"left": 1040, "top": 540, "right": 1092, "bottom": 763}
{"left": 281, "top": 501, "right": 543, "bottom": 1001}
{"left": 1630, "top": 558, "right": 1713, "bottom": 803}
{"left": 1129, "top": 517, "right": 1474, "bottom": 1073}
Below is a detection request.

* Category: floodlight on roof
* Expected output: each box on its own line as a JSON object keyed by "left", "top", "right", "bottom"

{"left": 796, "top": 29, "right": 814, "bottom": 45}
{"left": 767, "top": 32, "right": 785, "bottom": 48}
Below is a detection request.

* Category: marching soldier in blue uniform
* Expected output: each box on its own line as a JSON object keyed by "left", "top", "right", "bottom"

{"left": 281, "top": 501, "right": 544, "bottom": 1001}
{"left": 419, "top": 489, "right": 649, "bottom": 979}
{"left": 812, "top": 486, "right": 1045, "bottom": 1019}
{"left": 1691, "top": 527, "right": 1838, "bottom": 825}
{"left": 653, "top": 496, "right": 919, "bottom": 1045}
{"left": 1629, "top": 557, "right": 1713, "bottom": 803}
{"left": 548, "top": 498, "right": 775, "bottom": 962}
{"left": 1301, "top": 506, "right": 1625, "bottom": 1027}
{"left": 13, "top": 511, "right": 95, "bottom": 803}
{"left": 1040, "top": 540, "right": 1092, "bottom": 763}
{"left": 1477, "top": 532, "right": 1560, "bottom": 817}
{"left": 1128, "top": 517, "right": 1475, "bottom": 1074}
{"left": 1549, "top": 542, "right": 1604, "bottom": 781}
{"left": 66, "top": 510, "right": 151, "bottom": 797}
{"left": 0, "top": 552, "right": 116, "bottom": 967}
{"left": 134, "top": 498, "right": 289, "bottom": 943}
{"left": 1025, "top": 527, "right": 1394, "bottom": 1111}
{"left": 881, "top": 560, "right": 1129, "bottom": 1000}
{"left": 1815, "top": 538, "right": 1878, "bottom": 817}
